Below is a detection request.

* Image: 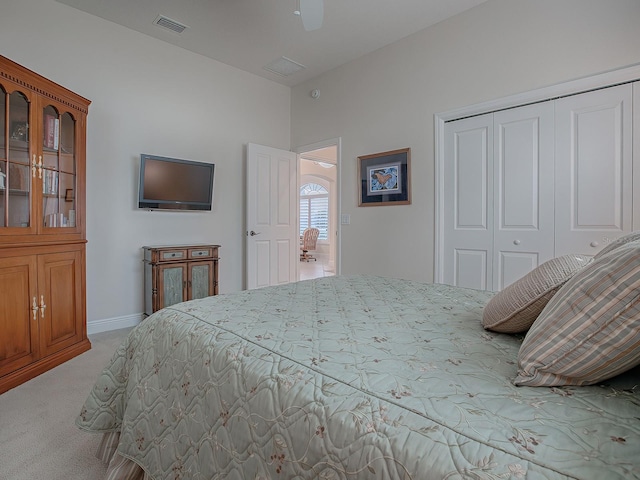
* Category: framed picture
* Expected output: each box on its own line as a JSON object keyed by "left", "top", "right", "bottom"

{"left": 358, "top": 148, "right": 411, "bottom": 206}
{"left": 65, "top": 188, "right": 74, "bottom": 202}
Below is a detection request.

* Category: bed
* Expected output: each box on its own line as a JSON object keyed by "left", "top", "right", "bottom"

{"left": 77, "top": 271, "right": 640, "bottom": 480}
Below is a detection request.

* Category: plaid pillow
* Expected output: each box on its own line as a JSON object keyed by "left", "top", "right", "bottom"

{"left": 593, "top": 230, "right": 640, "bottom": 260}
{"left": 514, "top": 240, "right": 640, "bottom": 386}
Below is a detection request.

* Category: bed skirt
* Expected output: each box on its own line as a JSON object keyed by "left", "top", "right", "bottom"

{"left": 97, "top": 432, "right": 149, "bottom": 480}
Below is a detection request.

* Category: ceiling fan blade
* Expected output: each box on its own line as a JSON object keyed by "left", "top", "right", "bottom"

{"left": 299, "top": 0, "right": 323, "bottom": 31}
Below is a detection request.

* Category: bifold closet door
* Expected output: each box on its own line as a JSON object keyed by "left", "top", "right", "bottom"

{"left": 443, "top": 114, "right": 494, "bottom": 290}
{"left": 443, "top": 102, "right": 555, "bottom": 291}
{"left": 554, "top": 83, "right": 633, "bottom": 256}
{"left": 492, "top": 102, "right": 555, "bottom": 290}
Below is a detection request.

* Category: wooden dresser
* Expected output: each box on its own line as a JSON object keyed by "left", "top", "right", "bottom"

{"left": 143, "top": 244, "right": 220, "bottom": 316}
{"left": 0, "top": 55, "right": 91, "bottom": 394}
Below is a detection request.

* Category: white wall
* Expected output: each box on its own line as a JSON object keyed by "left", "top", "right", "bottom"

{"left": 0, "top": 0, "right": 291, "bottom": 331}
{"left": 3, "top": 0, "right": 640, "bottom": 331}
{"left": 291, "top": 0, "right": 640, "bottom": 282}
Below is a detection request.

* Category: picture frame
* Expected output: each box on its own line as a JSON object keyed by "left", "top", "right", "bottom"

{"left": 358, "top": 147, "right": 411, "bottom": 206}
{"left": 65, "top": 188, "right": 74, "bottom": 202}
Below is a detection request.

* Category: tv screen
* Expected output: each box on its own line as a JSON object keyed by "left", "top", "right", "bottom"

{"left": 138, "top": 154, "right": 215, "bottom": 211}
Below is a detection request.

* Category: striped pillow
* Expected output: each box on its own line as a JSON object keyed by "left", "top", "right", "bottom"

{"left": 482, "top": 254, "right": 591, "bottom": 333}
{"left": 593, "top": 230, "right": 640, "bottom": 260}
{"left": 514, "top": 240, "right": 640, "bottom": 386}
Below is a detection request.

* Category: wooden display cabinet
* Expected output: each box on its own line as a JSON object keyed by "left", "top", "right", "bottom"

{"left": 143, "top": 244, "right": 220, "bottom": 316}
{"left": 0, "top": 55, "right": 91, "bottom": 394}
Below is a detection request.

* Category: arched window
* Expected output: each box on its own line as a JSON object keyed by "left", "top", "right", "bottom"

{"left": 300, "top": 183, "right": 328, "bottom": 240}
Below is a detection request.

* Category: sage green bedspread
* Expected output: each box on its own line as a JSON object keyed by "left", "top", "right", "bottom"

{"left": 77, "top": 275, "right": 640, "bottom": 479}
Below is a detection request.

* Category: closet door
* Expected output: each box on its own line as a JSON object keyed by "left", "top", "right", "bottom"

{"left": 493, "top": 102, "right": 555, "bottom": 289}
{"left": 443, "top": 114, "right": 493, "bottom": 290}
{"left": 555, "top": 84, "right": 633, "bottom": 256}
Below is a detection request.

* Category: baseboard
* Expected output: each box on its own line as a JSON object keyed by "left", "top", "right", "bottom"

{"left": 87, "top": 313, "right": 143, "bottom": 335}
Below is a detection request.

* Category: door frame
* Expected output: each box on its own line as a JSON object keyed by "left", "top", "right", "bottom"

{"left": 294, "top": 137, "right": 342, "bottom": 278}
{"left": 434, "top": 63, "right": 640, "bottom": 283}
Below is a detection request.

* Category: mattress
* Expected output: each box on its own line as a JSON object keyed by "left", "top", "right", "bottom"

{"left": 77, "top": 275, "right": 640, "bottom": 479}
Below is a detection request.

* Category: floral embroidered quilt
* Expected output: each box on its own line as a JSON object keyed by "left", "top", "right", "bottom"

{"left": 77, "top": 275, "right": 640, "bottom": 479}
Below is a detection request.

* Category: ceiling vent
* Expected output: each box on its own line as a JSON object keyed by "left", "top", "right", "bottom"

{"left": 153, "top": 15, "right": 188, "bottom": 34}
{"left": 263, "top": 57, "right": 306, "bottom": 77}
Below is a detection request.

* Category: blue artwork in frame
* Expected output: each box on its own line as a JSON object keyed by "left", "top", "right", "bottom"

{"left": 358, "top": 148, "right": 411, "bottom": 206}
{"left": 368, "top": 162, "right": 400, "bottom": 194}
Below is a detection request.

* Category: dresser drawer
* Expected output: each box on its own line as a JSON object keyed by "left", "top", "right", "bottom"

{"left": 143, "top": 245, "right": 220, "bottom": 264}
{"left": 188, "top": 247, "right": 218, "bottom": 259}
{"left": 159, "top": 249, "right": 188, "bottom": 261}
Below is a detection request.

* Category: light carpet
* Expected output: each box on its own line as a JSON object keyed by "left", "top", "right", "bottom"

{"left": 0, "top": 328, "right": 132, "bottom": 480}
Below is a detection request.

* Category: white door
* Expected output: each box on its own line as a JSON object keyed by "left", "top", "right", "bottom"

{"left": 555, "top": 84, "right": 633, "bottom": 256}
{"left": 492, "top": 102, "right": 555, "bottom": 289}
{"left": 246, "top": 143, "right": 298, "bottom": 290}
{"left": 443, "top": 114, "right": 494, "bottom": 290}
{"left": 443, "top": 102, "right": 555, "bottom": 291}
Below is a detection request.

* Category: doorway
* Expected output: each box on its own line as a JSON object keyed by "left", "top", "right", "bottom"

{"left": 296, "top": 140, "right": 340, "bottom": 281}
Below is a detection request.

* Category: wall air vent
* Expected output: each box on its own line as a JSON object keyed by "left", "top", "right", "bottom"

{"left": 153, "top": 15, "right": 188, "bottom": 34}
{"left": 263, "top": 57, "right": 306, "bottom": 77}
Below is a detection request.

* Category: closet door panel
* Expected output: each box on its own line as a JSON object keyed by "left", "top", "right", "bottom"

{"left": 493, "top": 102, "right": 555, "bottom": 289}
{"left": 555, "top": 84, "right": 633, "bottom": 256}
{"left": 497, "top": 251, "right": 539, "bottom": 289}
{"left": 443, "top": 114, "right": 493, "bottom": 290}
{"left": 454, "top": 249, "right": 489, "bottom": 290}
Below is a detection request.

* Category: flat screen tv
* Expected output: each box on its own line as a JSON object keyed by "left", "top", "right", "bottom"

{"left": 138, "top": 154, "right": 215, "bottom": 211}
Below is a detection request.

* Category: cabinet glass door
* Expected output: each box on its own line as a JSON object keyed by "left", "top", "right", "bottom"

{"left": 190, "top": 262, "right": 213, "bottom": 300}
{"left": 159, "top": 265, "right": 186, "bottom": 309}
{"left": 1, "top": 89, "right": 31, "bottom": 229}
{"left": 41, "top": 106, "right": 76, "bottom": 229}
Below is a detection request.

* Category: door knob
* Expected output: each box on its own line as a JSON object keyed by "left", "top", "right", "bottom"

{"left": 248, "top": 230, "right": 261, "bottom": 236}
{"left": 590, "top": 241, "right": 599, "bottom": 248}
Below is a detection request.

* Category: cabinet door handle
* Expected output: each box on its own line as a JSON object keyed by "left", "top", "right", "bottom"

{"left": 32, "top": 156, "right": 44, "bottom": 179}
{"left": 39, "top": 295, "right": 46, "bottom": 318}
{"left": 32, "top": 296, "right": 38, "bottom": 320}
